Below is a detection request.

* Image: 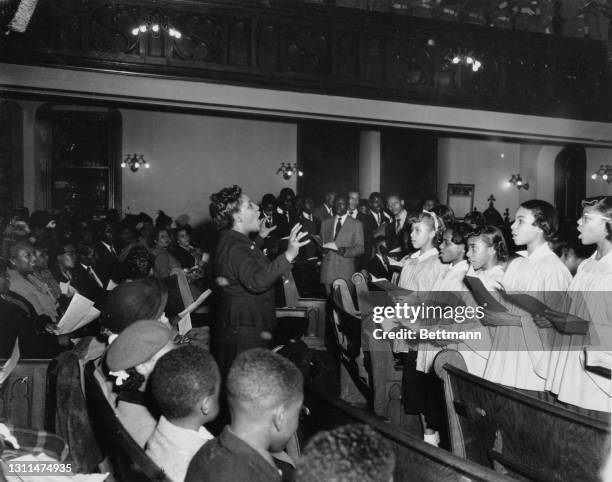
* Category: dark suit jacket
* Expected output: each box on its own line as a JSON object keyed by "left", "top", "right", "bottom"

{"left": 355, "top": 212, "right": 374, "bottom": 269}
{"left": 369, "top": 210, "right": 393, "bottom": 229}
{"left": 366, "top": 255, "right": 392, "bottom": 281}
{"left": 297, "top": 214, "right": 319, "bottom": 260}
{"left": 272, "top": 209, "right": 297, "bottom": 239}
{"left": 186, "top": 427, "right": 290, "bottom": 482}
{"left": 313, "top": 204, "right": 333, "bottom": 226}
{"left": 71, "top": 264, "right": 106, "bottom": 303}
{"left": 94, "top": 241, "right": 120, "bottom": 286}
{"left": 385, "top": 214, "right": 412, "bottom": 257}
{"left": 320, "top": 216, "right": 364, "bottom": 285}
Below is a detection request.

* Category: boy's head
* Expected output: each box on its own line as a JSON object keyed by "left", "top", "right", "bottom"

{"left": 227, "top": 348, "right": 304, "bottom": 452}
{"left": 150, "top": 345, "right": 220, "bottom": 424}
{"left": 295, "top": 424, "right": 396, "bottom": 482}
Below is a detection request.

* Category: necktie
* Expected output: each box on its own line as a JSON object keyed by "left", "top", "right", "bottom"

{"left": 395, "top": 218, "right": 401, "bottom": 233}
{"left": 349, "top": 210, "right": 355, "bottom": 218}
{"left": 285, "top": 211, "right": 290, "bottom": 223}
{"left": 334, "top": 218, "right": 342, "bottom": 240}
{"left": 87, "top": 266, "right": 103, "bottom": 288}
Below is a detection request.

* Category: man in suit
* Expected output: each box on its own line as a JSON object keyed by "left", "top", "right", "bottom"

{"left": 94, "top": 220, "right": 120, "bottom": 287}
{"left": 348, "top": 190, "right": 374, "bottom": 269}
{"left": 273, "top": 188, "right": 297, "bottom": 239}
{"left": 294, "top": 195, "right": 320, "bottom": 295}
{"left": 73, "top": 243, "right": 106, "bottom": 303}
{"left": 313, "top": 192, "right": 336, "bottom": 227}
{"left": 320, "top": 194, "right": 364, "bottom": 294}
{"left": 385, "top": 193, "right": 412, "bottom": 258}
{"left": 368, "top": 192, "right": 392, "bottom": 232}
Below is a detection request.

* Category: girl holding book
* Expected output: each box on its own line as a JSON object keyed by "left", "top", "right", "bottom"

{"left": 545, "top": 197, "right": 612, "bottom": 415}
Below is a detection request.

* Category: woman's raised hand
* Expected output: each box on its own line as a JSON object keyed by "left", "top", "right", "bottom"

{"left": 285, "top": 223, "right": 310, "bottom": 262}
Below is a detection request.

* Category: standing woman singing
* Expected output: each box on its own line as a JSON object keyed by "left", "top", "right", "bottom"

{"left": 210, "top": 185, "right": 309, "bottom": 375}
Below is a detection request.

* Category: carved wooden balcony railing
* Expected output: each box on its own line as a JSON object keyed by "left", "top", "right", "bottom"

{"left": 0, "top": 0, "right": 608, "bottom": 121}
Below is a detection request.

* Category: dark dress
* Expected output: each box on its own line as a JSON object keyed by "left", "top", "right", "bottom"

{"left": 0, "top": 293, "right": 64, "bottom": 359}
{"left": 213, "top": 229, "right": 291, "bottom": 375}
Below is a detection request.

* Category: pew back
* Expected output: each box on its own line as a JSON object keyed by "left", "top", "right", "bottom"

{"left": 301, "top": 385, "right": 515, "bottom": 482}
{"left": 441, "top": 361, "right": 611, "bottom": 481}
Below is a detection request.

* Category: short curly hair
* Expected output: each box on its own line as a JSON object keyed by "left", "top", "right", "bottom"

{"left": 150, "top": 345, "right": 220, "bottom": 419}
{"left": 520, "top": 200, "right": 558, "bottom": 241}
{"left": 468, "top": 225, "right": 509, "bottom": 263}
{"left": 295, "top": 424, "right": 396, "bottom": 482}
{"left": 210, "top": 185, "right": 243, "bottom": 230}
{"left": 227, "top": 348, "right": 303, "bottom": 415}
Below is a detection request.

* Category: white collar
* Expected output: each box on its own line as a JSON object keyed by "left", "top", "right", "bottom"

{"left": 516, "top": 242, "right": 553, "bottom": 261}
{"left": 101, "top": 241, "right": 113, "bottom": 251}
{"left": 336, "top": 213, "right": 348, "bottom": 223}
{"left": 348, "top": 209, "right": 358, "bottom": 218}
{"left": 325, "top": 204, "right": 333, "bottom": 214}
{"left": 410, "top": 247, "right": 439, "bottom": 261}
{"left": 395, "top": 210, "right": 407, "bottom": 223}
{"left": 156, "top": 416, "right": 214, "bottom": 443}
{"left": 448, "top": 259, "right": 469, "bottom": 272}
{"left": 276, "top": 207, "right": 286, "bottom": 214}
{"left": 302, "top": 211, "right": 312, "bottom": 220}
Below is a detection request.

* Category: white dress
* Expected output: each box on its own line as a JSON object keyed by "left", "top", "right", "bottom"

{"left": 416, "top": 260, "right": 470, "bottom": 373}
{"left": 483, "top": 243, "right": 572, "bottom": 391}
{"left": 552, "top": 251, "right": 612, "bottom": 412}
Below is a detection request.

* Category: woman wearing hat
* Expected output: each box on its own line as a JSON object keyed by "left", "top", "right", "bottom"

{"left": 210, "top": 185, "right": 309, "bottom": 375}
{"left": 101, "top": 320, "right": 176, "bottom": 447}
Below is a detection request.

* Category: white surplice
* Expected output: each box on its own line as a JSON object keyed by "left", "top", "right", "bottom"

{"left": 416, "top": 260, "right": 469, "bottom": 373}
{"left": 483, "top": 243, "right": 571, "bottom": 390}
{"left": 551, "top": 251, "right": 612, "bottom": 412}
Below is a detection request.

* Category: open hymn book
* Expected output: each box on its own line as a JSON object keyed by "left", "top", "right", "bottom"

{"left": 56, "top": 293, "right": 100, "bottom": 335}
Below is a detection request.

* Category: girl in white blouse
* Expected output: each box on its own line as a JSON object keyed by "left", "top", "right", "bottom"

{"left": 545, "top": 197, "right": 612, "bottom": 414}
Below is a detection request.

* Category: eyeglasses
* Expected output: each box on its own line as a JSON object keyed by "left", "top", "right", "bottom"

{"left": 580, "top": 212, "right": 611, "bottom": 223}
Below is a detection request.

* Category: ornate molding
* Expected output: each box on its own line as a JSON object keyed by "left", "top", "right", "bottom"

{"left": 0, "top": 0, "right": 608, "bottom": 120}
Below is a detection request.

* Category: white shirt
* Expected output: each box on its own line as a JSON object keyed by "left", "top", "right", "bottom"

{"left": 302, "top": 212, "right": 313, "bottom": 221}
{"left": 146, "top": 416, "right": 214, "bottom": 482}
{"left": 553, "top": 251, "right": 612, "bottom": 412}
{"left": 335, "top": 213, "right": 348, "bottom": 225}
{"left": 101, "top": 241, "right": 116, "bottom": 256}
{"left": 484, "top": 243, "right": 571, "bottom": 390}
{"left": 348, "top": 209, "right": 358, "bottom": 219}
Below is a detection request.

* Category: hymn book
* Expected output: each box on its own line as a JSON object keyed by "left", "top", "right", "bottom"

{"left": 464, "top": 276, "right": 507, "bottom": 313}
{"left": 56, "top": 293, "right": 100, "bottom": 335}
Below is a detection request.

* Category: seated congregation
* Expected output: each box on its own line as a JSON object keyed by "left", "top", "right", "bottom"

{"left": 0, "top": 187, "right": 610, "bottom": 481}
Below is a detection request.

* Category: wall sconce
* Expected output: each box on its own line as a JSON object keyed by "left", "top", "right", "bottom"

{"left": 121, "top": 154, "right": 150, "bottom": 172}
{"left": 507, "top": 174, "right": 529, "bottom": 190}
{"left": 447, "top": 49, "right": 483, "bottom": 72}
{"left": 591, "top": 165, "right": 612, "bottom": 184}
{"left": 276, "top": 162, "right": 303, "bottom": 180}
{"left": 131, "top": 16, "right": 182, "bottom": 39}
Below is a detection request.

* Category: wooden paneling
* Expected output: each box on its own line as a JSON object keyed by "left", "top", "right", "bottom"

{"left": 0, "top": 0, "right": 607, "bottom": 121}
{"left": 443, "top": 364, "right": 610, "bottom": 481}
{"left": 0, "top": 359, "right": 51, "bottom": 430}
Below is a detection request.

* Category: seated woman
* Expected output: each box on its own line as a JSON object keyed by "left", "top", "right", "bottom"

{"left": 169, "top": 226, "right": 208, "bottom": 271}
{"left": 97, "top": 320, "right": 176, "bottom": 447}
{"left": 7, "top": 240, "right": 59, "bottom": 323}
{"left": 0, "top": 259, "right": 67, "bottom": 358}
{"left": 150, "top": 227, "right": 181, "bottom": 279}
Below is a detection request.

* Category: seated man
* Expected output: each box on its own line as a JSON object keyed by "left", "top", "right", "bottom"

{"left": 186, "top": 348, "right": 303, "bottom": 482}
{"left": 146, "top": 345, "right": 220, "bottom": 482}
{"left": 294, "top": 424, "right": 396, "bottom": 482}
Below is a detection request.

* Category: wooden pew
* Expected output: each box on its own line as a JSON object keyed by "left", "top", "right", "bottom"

{"left": 300, "top": 384, "right": 515, "bottom": 482}
{"left": 434, "top": 350, "right": 611, "bottom": 482}
{"left": 0, "top": 359, "right": 51, "bottom": 430}
{"left": 280, "top": 270, "right": 326, "bottom": 349}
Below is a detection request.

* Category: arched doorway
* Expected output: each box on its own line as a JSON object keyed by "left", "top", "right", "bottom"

{"left": 554, "top": 146, "right": 586, "bottom": 222}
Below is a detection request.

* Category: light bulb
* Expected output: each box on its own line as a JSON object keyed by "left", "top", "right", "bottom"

{"left": 592, "top": 173, "right": 598, "bottom": 180}
{"left": 134, "top": 162, "right": 140, "bottom": 169}
{"left": 287, "top": 169, "right": 293, "bottom": 176}
{"left": 131, "top": 27, "right": 139, "bottom": 36}
{"left": 139, "top": 24, "right": 147, "bottom": 33}
{"left": 175, "top": 31, "right": 182, "bottom": 39}
{"left": 501, "top": 153, "right": 505, "bottom": 158}
{"left": 144, "top": 162, "right": 150, "bottom": 169}
{"left": 466, "top": 56, "right": 474, "bottom": 65}
{"left": 452, "top": 56, "right": 460, "bottom": 64}
{"left": 517, "top": 180, "right": 522, "bottom": 186}
{"left": 298, "top": 170, "right": 304, "bottom": 177}
{"left": 603, "top": 174, "right": 608, "bottom": 180}
{"left": 152, "top": 24, "right": 159, "bottom": 32}
{"left": 121, "top": 162, "right": 127, "bottom": 168}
